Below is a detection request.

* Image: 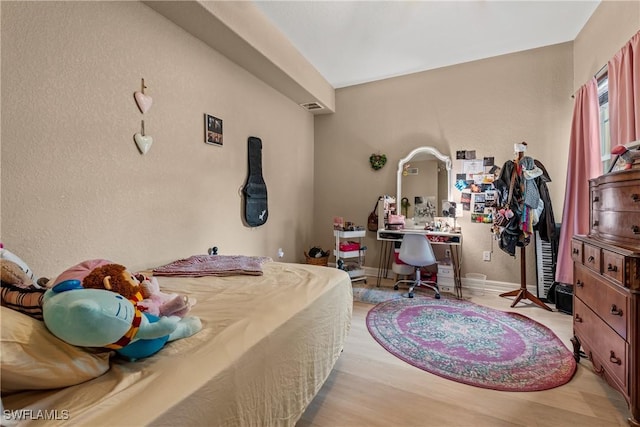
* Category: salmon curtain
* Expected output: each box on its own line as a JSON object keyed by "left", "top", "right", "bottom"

{"left": 555, "top": 78, "right": 601, "bottom": 285}
{"left": 608, "top": 30, "right": 640, "bottom": 147}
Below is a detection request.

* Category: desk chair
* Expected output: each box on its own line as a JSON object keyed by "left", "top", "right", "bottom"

{"left": 393, "top": 234, "right": 441, "bottom": 299}
{"left": 392, "top": 260, "right": 414, "bottom": 282}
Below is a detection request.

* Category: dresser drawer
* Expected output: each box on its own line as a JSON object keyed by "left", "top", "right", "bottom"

{"left": 590, "top": 210, "right": 599, "bottom": 237}
{"left": 571, "top": 239, "right": 583, "bottom": 264}
{"left": 573, "top": 298, "right": 628, "bottom": 391}
{"left": 591, "top": 187, "right": 600, "bottom": 206}
{"left": 574, "top": 264, "right": 629, "bottom": 339}
{"left": 590, "top": 187, "right": 601, "bottom": 237}
{"left": 582, "top": 243, "right": 601, "bottom": 272}
{"left": 602, "top": 249, "right": 625, "bottom": 285}
{"left": 594, "top": 211, "right": 640, "bottom": 245}
{"left": 597, "top": 180, "right": 640, "bottom": 212}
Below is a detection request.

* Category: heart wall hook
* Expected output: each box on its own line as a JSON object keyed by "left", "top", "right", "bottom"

{"left": 134, "top": 133, "right": 153, "bottom": 155}
{"left": 134, "top": 78, "right": 153, "bottom": 114}
{"left": 134, "top": 91, "right": 153, "bottom": 114}
{"left": 134, "top": 120, "right": 153, "bottom": 154}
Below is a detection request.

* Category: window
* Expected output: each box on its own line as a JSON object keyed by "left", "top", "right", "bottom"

{"left": 597, "top": 74, "right": 611, "bottom": 171}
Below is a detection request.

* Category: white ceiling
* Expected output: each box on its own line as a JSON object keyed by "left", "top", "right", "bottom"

{"left": 253, "top": 0, "right": 600, "bottom": 89}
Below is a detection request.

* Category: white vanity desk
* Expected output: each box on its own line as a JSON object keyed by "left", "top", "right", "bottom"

{"left": 376, "top": 145, "right": 463, "bottom": 298}
{"left": 376, "top": 227, "right": 463, "bottom": 299}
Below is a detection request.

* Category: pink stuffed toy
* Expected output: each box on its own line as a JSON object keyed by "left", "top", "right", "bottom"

{"left": 135, "top": 274, "right": 194, "bottom": 318}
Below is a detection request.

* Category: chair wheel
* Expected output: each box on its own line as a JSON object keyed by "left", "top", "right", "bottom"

{"left": 408, "top": 292, "right": 414, "bottom": 298}
{"left": 393, "top": 285, "right": 399, "bottom": 290}
{"left": 435, "top": 293, "right": 441, "bottom": 299}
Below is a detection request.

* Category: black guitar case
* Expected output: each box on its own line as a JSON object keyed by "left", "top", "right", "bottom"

{"left": 242, "top": 136, "right": 268, "bottom": 227}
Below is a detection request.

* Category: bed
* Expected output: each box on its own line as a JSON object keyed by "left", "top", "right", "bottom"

{"left": 1, "top": 260, "right": 353, "bottom": 426}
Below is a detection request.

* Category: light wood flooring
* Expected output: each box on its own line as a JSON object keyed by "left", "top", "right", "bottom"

{"left": 297, "top": 280, "right": 631, "bottom": 427}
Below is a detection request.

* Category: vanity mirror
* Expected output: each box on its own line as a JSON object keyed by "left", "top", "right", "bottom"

{"left": 397, "top": 146, "right": 452, "bottom": 227}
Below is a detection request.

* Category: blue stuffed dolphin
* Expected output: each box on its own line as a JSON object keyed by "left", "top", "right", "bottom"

{"left": 43, "top": 280, "right": 202, "bottom": 360}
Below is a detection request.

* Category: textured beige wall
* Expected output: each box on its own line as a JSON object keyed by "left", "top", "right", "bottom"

{"left": 314, "top": 43, "right": 574, "bottom": 285}
{"left": 1, "top": 1, "right": 315, "bottom": 277}
{"left": 573, "top": 0, "right": 640, "bottom": 92}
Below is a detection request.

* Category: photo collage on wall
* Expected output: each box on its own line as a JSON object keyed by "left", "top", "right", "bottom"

{"left": 455, "top": 150, "right": 499, "bottom": 224}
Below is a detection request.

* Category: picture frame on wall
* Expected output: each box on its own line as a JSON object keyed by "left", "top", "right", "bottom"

{"left": 205, "top": 114, "right": 223, "bottom": 146}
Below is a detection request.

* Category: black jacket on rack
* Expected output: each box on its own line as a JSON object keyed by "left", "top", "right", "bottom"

{"left": 494, "top": 160, "right": 523, "bottom": 256}
{"left": 533, "top": 159, "right": 558, "bottom": 248}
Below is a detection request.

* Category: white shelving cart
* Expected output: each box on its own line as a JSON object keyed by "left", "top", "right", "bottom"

{"left": 333, "top": 229, "right": 367, "bottom": 284}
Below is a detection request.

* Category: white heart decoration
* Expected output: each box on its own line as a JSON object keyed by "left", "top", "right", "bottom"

{"left": 134, "top": 133, "right": 153, "bottom": 154}
{"left": 134, "top": 91, "right": 153, "bottom": 114}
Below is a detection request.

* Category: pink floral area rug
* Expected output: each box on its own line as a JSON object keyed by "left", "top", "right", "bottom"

{"left": 366, "top": 297, "right": 577, "bottom": 391}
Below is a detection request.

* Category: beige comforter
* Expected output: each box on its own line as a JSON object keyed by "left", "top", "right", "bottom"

{"left": 3, "top": 262, "right": 353, "bottom": 426}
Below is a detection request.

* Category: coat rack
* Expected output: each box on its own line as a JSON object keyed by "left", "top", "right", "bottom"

{"left": 499, "top": 244, "right": 551, "bottom": 311}
{"left": 498, "top": 144, "right": 552, "bottom": 311}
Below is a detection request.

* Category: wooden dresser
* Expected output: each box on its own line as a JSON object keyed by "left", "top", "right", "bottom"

{"left": 571, "top": 169, "right": 640, "bottom": 427}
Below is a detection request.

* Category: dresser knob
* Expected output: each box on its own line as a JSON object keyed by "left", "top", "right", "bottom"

{"left": 609, "top": 351, "right": 622, "bottom": 365}
{"left": 575, "top": 314, "right": 583, "bottom": 323}
{"left": 593, "top": 220, "right": 599, "bottom": 227}
{"left": 607, "top": 263, "right": 618, "bottom": 272}
{"left": 572, "top": 248, "right": 579, "bottom": 255}
{"left": 632, "top": 194, "right": 639, "bottom": 202}
{"left": 632, "top": 225, "right": 640, "bottom": 234}
{"left": 610, "top": 305, "right": 623, "bottom": 316}
{"left": 576, "top": 280, "right": 584, "bottom": 288}
{"left": 587, "top": 256, "right": 595, "bottom": 263}
{"left": 593, "top": 196, "right": 600, "bottom": 202}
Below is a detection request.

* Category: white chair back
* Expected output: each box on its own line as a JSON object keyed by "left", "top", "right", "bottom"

{"left": 398, "top": 234, "right": 436, "bottom": 267}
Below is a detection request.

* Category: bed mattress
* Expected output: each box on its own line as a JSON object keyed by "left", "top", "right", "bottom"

{"left": 2, "top": 262, "right": 353, "bottom": 426}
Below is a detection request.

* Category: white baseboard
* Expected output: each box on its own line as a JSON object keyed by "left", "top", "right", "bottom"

{"left": 358, "top": 266, "right": 539, "bottom": 297}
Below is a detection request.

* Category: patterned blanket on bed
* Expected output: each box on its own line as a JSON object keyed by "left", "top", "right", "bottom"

{"left": 152, "top": 255, "right": 272, "bottom": 277}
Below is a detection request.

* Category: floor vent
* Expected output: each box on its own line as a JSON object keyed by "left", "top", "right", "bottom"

{"left": 300, "top": 101, "right": 324, "bottom": 111}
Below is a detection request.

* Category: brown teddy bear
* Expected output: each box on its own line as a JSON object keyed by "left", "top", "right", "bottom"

{"left": 81, "top": 263, "right": 193, "bottom": 317}
{"left": 82, "top": 263, "right": 144, "bottom": 303}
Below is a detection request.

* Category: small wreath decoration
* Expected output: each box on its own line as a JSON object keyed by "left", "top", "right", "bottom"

{"left": 369, "top": 153, "right": 387, "bottom": 170}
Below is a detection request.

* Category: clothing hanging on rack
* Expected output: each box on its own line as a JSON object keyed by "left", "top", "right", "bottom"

{"left": 493, "top": 155, "right": 556, "bottom": 257}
